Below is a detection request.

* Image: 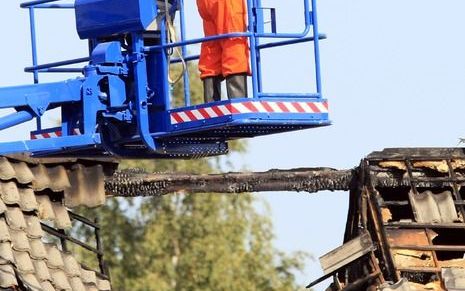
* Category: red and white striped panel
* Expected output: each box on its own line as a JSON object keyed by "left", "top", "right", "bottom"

{"left": 170, "top": 100, "right": 329, "bottom": 125}
{"left": 31, "top": 128, "right": 82, "bottom": 139}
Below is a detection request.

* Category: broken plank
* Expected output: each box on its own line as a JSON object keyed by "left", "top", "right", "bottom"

{"left": 319, "top": 231, "right": 375, "bottom": 275}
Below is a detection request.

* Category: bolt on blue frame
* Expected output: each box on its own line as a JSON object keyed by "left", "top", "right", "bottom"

{"left": 0, "top": 0, "right": 330, "bottom": 159}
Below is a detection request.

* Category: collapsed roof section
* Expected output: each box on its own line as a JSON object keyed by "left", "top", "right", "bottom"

{"left": 309, "top": 148, "right": 465, "bottom": 291}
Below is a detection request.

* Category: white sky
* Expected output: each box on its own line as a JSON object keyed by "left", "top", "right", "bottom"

{"left": 2, "top": 1, "right": 465, "bottom": 290}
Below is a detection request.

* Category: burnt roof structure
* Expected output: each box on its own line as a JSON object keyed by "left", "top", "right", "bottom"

{"left": 309, "top": 148, "right": 465, "bottom": 291}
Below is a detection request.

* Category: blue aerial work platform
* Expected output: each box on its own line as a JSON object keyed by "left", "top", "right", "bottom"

{"left": 0, "top": 0, "right": 330, "bottom": 159}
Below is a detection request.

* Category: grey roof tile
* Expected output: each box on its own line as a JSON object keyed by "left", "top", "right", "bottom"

{"left": 51, "top": 201, "right": 72, "bottom": 229}
{"left": 0, "top": 157, "right": 16, "bottom": 181}
{"left": 30, "top": 164, "right": 53, "bottom": 191}
{"left": 81, "top": 267, "right": 97, "bottom": 285}
{"left": 20, "top": 272, "right": 42, "bottom": 290}
{"left": 5, "top": 206, "right": 27, "bottom": 230}
{"left": 66, "top": 164, "right": 105, "bottom": 208}
{"left": 442, "top": 268, "right": 465, "bottom": 290}
{"left": 0, "top": 242, "right": 14, "bottom": 264}
{"left": 11, "top": 161, "right": 35, "bottom": 184}
{"left": 65, "top": 164, "right": 87, "bottom": 208}
{"left": 0, "top": 264, "right": 18, "bottom": 288}
{"left": 50, "top": 268, "right": 72, "bottom": 290}
{"left": 29, "top": 238, "right": 47, "bottom": 259}
{"left": 9, "top": 229, "right": 30, "bottom": 252}
{"left": 46, "top": 165, "right": 72, "bottom": 192}
{"left": 97, "top": 279, "right": 112, "bottom": 290}
{"left": 63, "top": 252, "right": 81, "bottom": 277}
{"left": 69, "top": 276, "right": 87, "bottom": 291}
{"left": 433, "top": 190, "right": 459, "bottom": 223}
{"left": 32, "top": 258, "right": 51, "bottom": 282}
{"left": 36, "top": 194, "right": 56, "bottom": 221}
{"left": 24, "top": 214, "right": 43, "bottom": 238}
{"left": 45, "top": 244, "right": 65, "bottom": 269}
{"left": 0, "top": 198, "right": 6, "bottom": 214}
{"left": 13, "top": 250, "right": 35, "bottom": 273}
{"left": 18, "top": 187, "right": 38, "bottom": 212}
{"left": 409, "top": 190, "right": 442, "bottom": 223}
{"left": 0, "top": 217, "right": 11, "bottom": 242}
{"left": 0, "top": 181, "right": 20, "bottom": 205}
{"left": 410, "top": 190, "right": 459, "bottom": 223}
{"left": 40, "top": 280, "right": 56, "bottom": 291}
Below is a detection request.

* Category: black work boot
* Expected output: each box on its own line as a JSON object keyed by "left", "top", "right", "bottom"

{"left": 203, "top": 76, "right": 223, "bottom": 103}
{"left": 226, "top": 73, "right": 248, "bottom": 99}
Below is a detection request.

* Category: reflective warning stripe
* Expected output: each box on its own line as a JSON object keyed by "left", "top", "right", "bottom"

{"left": 170, "top": 101, "right": 329, "bottom": 125}
{"left": 31, "top": 128, "right": 81, "bottom": 139}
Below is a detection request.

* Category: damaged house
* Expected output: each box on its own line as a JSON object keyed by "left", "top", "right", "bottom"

{"left": 308, "top": 148, "right": 465, "bottom": 291}
{"left": 2, "top": 148, "right": 465, "bottom": 290}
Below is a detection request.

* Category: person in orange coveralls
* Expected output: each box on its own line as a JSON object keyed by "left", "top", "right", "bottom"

{"left": 196, "top": 0, "right": 250, "bottom": 103}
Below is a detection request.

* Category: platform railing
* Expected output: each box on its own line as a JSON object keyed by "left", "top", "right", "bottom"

{"left": 21, "top": 0, "right": 79, "bottom": 130}
{"left": 20, "top": 0, "right": 72, "bottom": 8}
{"left": 143, "top": 0, "right": 325, "bottom": 109}
{"left": 21, "top": 0, "right": 325, "bottom": 111}
{"left": 21, "top": 0, "right": 84, "bottom": 78}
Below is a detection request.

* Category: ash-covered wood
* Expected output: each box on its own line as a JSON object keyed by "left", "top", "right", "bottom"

{"left": 105, "top": 167, "right": 356, "bottom": 197}
{"left": 371, "top": 171, "right": 457, "bottom": 188}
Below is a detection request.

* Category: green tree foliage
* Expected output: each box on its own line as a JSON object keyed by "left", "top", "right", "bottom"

{"left": 72, "top": 64, "right": 308, "bottom": 290}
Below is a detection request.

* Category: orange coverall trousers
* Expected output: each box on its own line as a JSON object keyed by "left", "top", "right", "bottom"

{"left": 196, "top": 0, "right": 251, "bottom": 79}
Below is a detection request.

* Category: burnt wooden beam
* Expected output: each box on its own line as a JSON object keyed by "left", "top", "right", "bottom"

{"left": 105, "top": 168, "right": 356, "bottom": 197}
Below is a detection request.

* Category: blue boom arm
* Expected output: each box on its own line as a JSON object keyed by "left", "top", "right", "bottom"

{"left": 0, "top": 80, "right": 82, "bottom": 130}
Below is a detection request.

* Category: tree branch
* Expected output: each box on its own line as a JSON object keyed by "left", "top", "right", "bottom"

{"left": 105, "top": 168, "right": 356, "bottom": 197}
